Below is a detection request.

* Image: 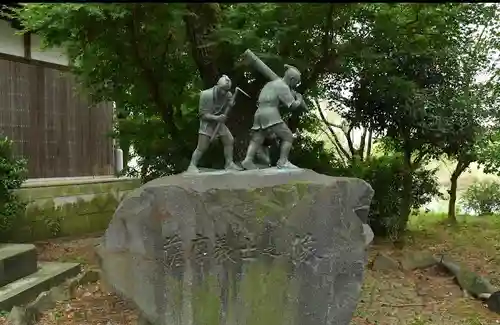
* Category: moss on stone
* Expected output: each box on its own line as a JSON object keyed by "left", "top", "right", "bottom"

{"left": 251, "top": 188, "right": 285, "bottom": 223}
{"left": 192, "top": 275, "right": 221, "bottom": 325}
{"left": 249, "top": 183, "right": 313, "bottom": 225}
{"left": 8, "top": 180, "right": 140, "bottom": 242}
{"left": 292, "top": 181, "right": 313, "bottom": 200}
{"left": 16, "top": 179, "right": 140, "bottom": 201}
{"left": 239, "top": 259, "right": 297, "bottom": 325}
{"left": 187, "top": 259, "right": 297, "bottom": 324}
{"left": 165, "top": 275, "right": 183, "bottom": 323}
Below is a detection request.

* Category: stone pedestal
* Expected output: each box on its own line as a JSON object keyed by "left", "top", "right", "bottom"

{"left": 97, "top": 168, "right": 374, "bottom": 325}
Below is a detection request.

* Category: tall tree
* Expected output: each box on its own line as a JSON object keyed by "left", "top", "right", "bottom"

{"left": 322, "top": 3, "right": 498, "bottom": 234}
{"left": 437, "top": 5, "right": 500, "bottom": 222}
{"left": 13, "top": 3, "right": 364, "bottom": 178}
{"left": 441, "top": 82, "right": 500, "bottom": 223}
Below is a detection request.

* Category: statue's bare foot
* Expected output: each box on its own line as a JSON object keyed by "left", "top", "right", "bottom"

{"left": 225, "top": 162, "right": 243, "bottom": 171}
{"left": 241, "top": 159, "right": 258, "bottom": 170}
{"left": 186, "top": 164, "right": 200, "bottom": 173}
{"left": 276, "top": 160, "right": 299, "bottom": 169}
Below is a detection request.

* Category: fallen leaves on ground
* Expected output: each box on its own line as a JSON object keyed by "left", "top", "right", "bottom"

{"left": 8, "top": 235, "right": 140, "bottom": 325}
{"left": 36, "top": 282, "right": 137, "bottom": 325}
{"left": 14, "top": 219, "right": 500, "bottom": 325}
{"left": 35, "top": 235, "right": 102, "bottom": 267}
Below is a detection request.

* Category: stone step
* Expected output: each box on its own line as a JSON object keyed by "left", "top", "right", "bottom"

{"left": 0, "top": 261, "right": 80, "bottom": 311}
{"left": 0, "top": 244, "right": 38, "bottom": 287}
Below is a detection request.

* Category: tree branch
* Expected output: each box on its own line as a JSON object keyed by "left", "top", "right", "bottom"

{"left": 346, "top": 125, "right": 356, "bottom": 157}
{"left": 454, "top": 157, "right": 472, "bottom": 177}
{"left": 316, "top": 99, "right": 351, "bottom": 160}
{"left": 129, "top": 5, "right": 178, "bottom": 136}
{"left": 299, "top": 3, "right": 336, "bottom": 92}
{"left": 318, "top": 127, "right": 348, "bottom": 166}
{"left": 286, "top": 4, "right": 338, "bottom": 133}
{"left": 359, "top": 127, "right": 368, "bottom": 161}
{"left": 413, "top": 150, "right": 428, "bottom": 166}
{"left": 183, "top": 3, "right": 220, "bottom": 87}
{"left": 366, "top": 129, "right": 373, "bottom": 158}
{"left": 404, "top": 7, "right": 420, "bottom": 28}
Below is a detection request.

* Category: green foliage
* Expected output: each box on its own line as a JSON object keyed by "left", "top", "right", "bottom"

{"left": 431, "top": 5, "right": 500, "bottom": 221}
{"left": 477, "top": 130, "right": 500, "bottom": 176}
{"left": 14, "top": 3, "right": 359, "bottom": 178}
{"left": 333, "top": 155, "right": 441, "bottom": 239}
{"left": 13, "top": 3, "right": 500, "bottom": 238}
{"left": 320, "top": 3, "right": 500, "bottom": 226}
{"left": 461, "top": 181, "right": 500, "bottom": 216}
{"left": 0, "top": 136, "right": 28, "bottom": 239}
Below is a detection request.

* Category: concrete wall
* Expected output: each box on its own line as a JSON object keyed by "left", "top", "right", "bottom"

{"left": 0, "top": 20, "right": 23, "bottom": 57}
{"left": 30, "top": 33, "right": 69, "bottom": 66}
{"left": 0, "top": 19, "right": 69, "bottom": 66}
{"left": 12, "top": 177, "right": 141, "bottom": 242}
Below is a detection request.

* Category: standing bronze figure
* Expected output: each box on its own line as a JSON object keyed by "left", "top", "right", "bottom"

{"left": 241, "top": 50, "right": 306, "bottom": 170}
{"left": 187, "top": 75, "right": 245, "bottom": 173}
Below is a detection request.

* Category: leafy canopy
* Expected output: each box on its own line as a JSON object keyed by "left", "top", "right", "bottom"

{"left": 13, "top": 3, "right": 366, "bottom": 178}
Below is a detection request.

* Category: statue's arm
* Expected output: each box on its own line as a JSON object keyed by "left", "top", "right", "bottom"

{"left": 291, "top": 90, "right": 308, "bottom": 110}
{"left": 277, "top": 84, "right": 302, "bottom": 110}
{"left": 226, "top": 91, "right": 235, "bottom": 108}
{"left": 199, "top": 91, "right": 220, "bottom": 122}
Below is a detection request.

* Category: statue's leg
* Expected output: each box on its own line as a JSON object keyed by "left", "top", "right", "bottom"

{"left": 220, "top": 126, "right": 242, "bottom": 171}
{"left": 187, "top": 134, "right": 211, "bottom": 172}
{"left": 256, "top": 131, "right": 273, "bottom": 166}
{"left": 255, "top": 145, "right": 271, "bottom": 166}
{"left": 273, "top": 123, "right": 298, "bottom": 169}
{"left": 241, "top": 130, "right": 265, "bottom": 170}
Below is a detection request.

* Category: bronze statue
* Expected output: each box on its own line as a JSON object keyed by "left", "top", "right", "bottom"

{"left": 187, "top": 75, "right": 248, "bottom": 173}
{"left": 255, "top": 130, "right": 277, "bottom": 167}
{"left": 240, "top": 50, "right": 306, "bottom": 170}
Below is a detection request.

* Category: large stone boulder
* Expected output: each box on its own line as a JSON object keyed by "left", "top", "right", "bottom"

{"left": 97, "top": 168, "right": 374, "bottom": 325}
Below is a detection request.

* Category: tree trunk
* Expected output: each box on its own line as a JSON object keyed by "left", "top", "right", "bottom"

{"left": 448, "top": 173, "right": 459, "bottom": 224}
{"left": 397, "top": 148, "right": 414, "bottom": 241}
{"left": 447, "top": 159, "right": 471, "bottom": 223}
{"left": 366, "top": 129, "right": 373, "bottom": 158}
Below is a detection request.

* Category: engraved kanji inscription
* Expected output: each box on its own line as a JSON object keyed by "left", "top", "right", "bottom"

{"left": 214, "top": 234, "right": 234, "bottom": 264}
{"left": 258, "top": 222, "right": 280, "bottom": 259}
{"left": 291, "top": 233, "right": 322, "bottom": 267}
{"left": 163, "top": 234, "right": 184, "bottom": 268}
{"left": 239, "top": 235, "right": 258, "bottom": 262}
{"left": 191, "top": 233, "right": 211, "bottom": 264}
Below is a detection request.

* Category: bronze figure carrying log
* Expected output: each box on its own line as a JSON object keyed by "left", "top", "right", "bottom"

{"left": 240, "top": 50, "right": 307, "bottom": 170}
{"left": 242, "top": 49, "right": 280, "bottom": 81}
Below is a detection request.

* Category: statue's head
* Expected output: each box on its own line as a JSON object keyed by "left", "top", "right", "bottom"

{"left": 216, "top": 75, "right": 232, "bottom": 95}
{"left": 283, "top": 64, "right": 301, "bottom": 89}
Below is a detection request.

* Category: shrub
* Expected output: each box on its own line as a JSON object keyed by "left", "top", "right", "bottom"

{"left": 332, "top": 155, "right": 441, "bottom": 239}
{"left": 461, "top": 180, "right": 500, "bottom": 215}
{"left": 0, "top": 136, "right": 28, "bottom": 239}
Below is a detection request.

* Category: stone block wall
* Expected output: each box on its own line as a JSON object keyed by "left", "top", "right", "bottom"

{"left": 11, "top": 177, "right": 141, "bottom": 242}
